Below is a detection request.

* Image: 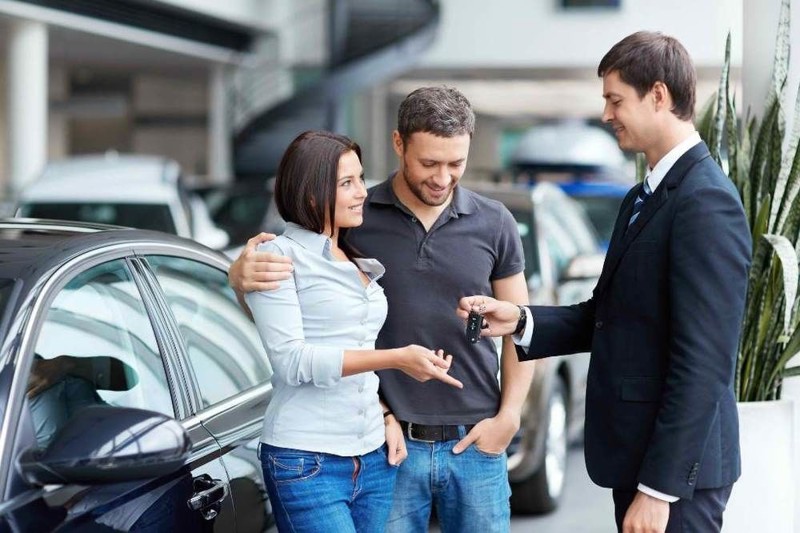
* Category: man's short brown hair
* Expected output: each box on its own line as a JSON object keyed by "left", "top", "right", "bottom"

{"left": 598, "top": 31, "right": 696, "bottom": 121}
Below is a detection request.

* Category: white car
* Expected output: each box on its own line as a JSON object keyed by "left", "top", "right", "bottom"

{"left": 15, "top": 153, "right": 229, "bottom": 250}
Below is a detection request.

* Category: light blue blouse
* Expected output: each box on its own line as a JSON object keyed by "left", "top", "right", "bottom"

{"left": 245, "top": 222, "right": 388, "bottom": 456}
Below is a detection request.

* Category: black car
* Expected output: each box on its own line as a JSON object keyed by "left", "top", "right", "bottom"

{"left": 0, "top": 219, "right": 275, "bottom": 532}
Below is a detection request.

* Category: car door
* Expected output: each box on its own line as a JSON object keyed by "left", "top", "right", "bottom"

{"left": 138, "top": 252, "right": 274, "bottom": 533}
{"left": 0, "top": 256, "right": 234, "bottom": 532}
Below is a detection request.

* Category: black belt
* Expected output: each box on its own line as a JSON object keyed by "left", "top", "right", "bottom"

{"left": 399, "top": 420, "right": 475, "bottom": 442}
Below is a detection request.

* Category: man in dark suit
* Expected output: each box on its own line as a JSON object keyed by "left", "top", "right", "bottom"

{"left": 458, "top": 31, "right": 751, "bottom": 533}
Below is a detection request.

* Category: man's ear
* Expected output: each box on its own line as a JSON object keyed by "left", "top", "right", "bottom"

{"left": 651, "top": 81, "right": 672, "bottom": 112}
{"left": 392, "top": 130, "right": 404, "bottom": 158}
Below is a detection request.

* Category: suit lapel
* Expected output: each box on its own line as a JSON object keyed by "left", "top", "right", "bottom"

{"left": 594, "top": 142, "right": 712, "bottom": 297}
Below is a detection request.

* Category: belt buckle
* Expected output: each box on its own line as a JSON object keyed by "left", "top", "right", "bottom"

{"left": 406, "top": 422, "right": 435, "bottom": 443}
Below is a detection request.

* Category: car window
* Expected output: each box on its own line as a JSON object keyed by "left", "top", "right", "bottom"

{"left": 19, "top": 202, "right": 177, "bottom": 234}
{"left": 537, "top": 189, "right": 599, "bottom": 254}
{"left": 145, "top": 255, "right": 272, "bottom": 409}
{"left": 29, "top": 259, "right": 174, "bottom": 448}
{"left": 508, "top": 208, "right": 541, "bottom": 281}
{"left": 573, "top": 195, "right": 624, "bottom": 244}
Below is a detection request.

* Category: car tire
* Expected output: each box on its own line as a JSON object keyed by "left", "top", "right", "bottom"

{"left": 510, "top": 377, "right": 569, "bottom": 514}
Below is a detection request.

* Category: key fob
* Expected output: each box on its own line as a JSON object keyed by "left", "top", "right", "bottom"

{"left": 466, "top": 311, "right": 482, "bottom": 343}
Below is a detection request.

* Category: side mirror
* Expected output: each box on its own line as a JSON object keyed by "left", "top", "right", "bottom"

{"left": 562, "top": 253, "right": 605, "bottom": 281}
{"left": 17, "top": 406, "right": 190, "bottom": 486}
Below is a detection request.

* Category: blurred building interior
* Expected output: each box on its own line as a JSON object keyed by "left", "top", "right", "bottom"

{"left": 0, "top": 0, "right": 791, "bottom": 203}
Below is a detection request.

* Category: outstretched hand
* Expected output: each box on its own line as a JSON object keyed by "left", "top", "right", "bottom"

{"left": 398, "top": 346, "right": 464, "bottom": 389}
{"left": 229, "top": 233, "right": 293, "bottom": 293}
{"left": 456, "top": 295, "right": 521, "bottom": 337}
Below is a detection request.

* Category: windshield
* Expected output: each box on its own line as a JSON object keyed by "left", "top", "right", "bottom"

{"left": 19, "top": 202, "right": 177, "bottom": 234}
{"left": 508, "top": 208, "right": 540, "bottom": 281}
{"left": 573, "top": 195, "right": 624, "bottom": 246}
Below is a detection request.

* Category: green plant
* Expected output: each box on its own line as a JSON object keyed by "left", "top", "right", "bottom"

{"left": 697, "top": 0, "right": 800, "bottom": 401}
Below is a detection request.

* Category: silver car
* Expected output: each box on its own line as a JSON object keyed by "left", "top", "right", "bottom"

{"left": 469, "top": 181, "right": 603, "bottom": 514}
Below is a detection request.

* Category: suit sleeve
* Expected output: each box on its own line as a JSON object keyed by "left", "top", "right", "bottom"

{"left": 637, "top": 185, "right": 751, "bottom": 498}
{"left": 515, "top": 298, "right": 597, "bottom": 361}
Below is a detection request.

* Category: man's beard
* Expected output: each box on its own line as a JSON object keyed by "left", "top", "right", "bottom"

{"left": 402, "top": 167, "right": 454, "bottom": 207}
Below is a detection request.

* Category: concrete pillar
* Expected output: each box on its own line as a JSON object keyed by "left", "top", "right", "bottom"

{"left": 208, "top": 65, "right": 231, "bottom": 183}
{"left": 6, "top": 19, "right": 48, "bottom": 196}
{"left": 48, "top": 64, "right": 69, "bottom": 161}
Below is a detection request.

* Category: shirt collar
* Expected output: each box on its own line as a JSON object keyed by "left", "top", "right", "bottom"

{"left": 645, "top": 131, "right": 701, "bottom": 192}
{"left": 367, "top": 173, "right": 476, "bottom": 215}
{"left": 283, "top": 222, "right": 333, "bottom": 257}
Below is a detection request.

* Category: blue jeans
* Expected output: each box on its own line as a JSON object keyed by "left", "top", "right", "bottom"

{"left": 385, "top": 426, "right": 511, "bottom": 533}
{"left": 260, "top": 443, "right": 398, "bottom": 532}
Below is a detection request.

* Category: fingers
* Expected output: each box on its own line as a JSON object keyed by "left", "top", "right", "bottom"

{"left": 245, "top": 281, "right": 285, "bottom": 292}
{"left": 438, "top": 372, "right": 464, "bottom": 389}
{"left": 244, "top": 232, "right": 275, "bottom": 251}
{"left": 457, "top": 295, "right": 495, "bottom": 312}
{"left": 429, "top": 352, "right": 451, "bottom": 370}
{"left": 422, "top": 351, "right": 462, "bottom": 388}
{"left": 251, "top": 255, "right": 293, "bottom": 271}
{"left": 452, "top": 431, "right": 478, "bottom": 454}
{"left": 387, "top": 440, "right": 407, "bottom": 466}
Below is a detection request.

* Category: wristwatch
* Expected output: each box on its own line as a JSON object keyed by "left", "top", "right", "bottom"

{"left": 513, "top": 305, "right": 527, "bottom": 336}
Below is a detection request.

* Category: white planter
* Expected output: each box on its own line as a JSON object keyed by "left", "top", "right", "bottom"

{"left": 723, "top": 400, "right": 795, "bottom": 533}
{"left": 781, "top": 377, "right": 800, "bottom": 533}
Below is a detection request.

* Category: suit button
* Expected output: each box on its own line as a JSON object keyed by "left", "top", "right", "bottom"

{"left": 595, "top": 320, "right": 604, "bottom": 329}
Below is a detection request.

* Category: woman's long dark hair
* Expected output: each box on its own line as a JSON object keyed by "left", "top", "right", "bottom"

{"left": 274, "top": 130, "right": 363, "bottom": 259}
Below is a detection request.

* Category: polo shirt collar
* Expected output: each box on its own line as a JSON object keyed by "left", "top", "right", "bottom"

{"left": 368, "top": 174, "right": 477, "bottom": 215}
{"left": 283, "top": 222, "right": 333, "bottom": 257}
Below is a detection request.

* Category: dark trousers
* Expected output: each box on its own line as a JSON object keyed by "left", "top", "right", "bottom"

{"left": 613, "top": 485, "right": 733, "bottom": 533}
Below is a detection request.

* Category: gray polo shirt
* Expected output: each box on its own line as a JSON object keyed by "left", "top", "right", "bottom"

{"left": 346, "top": 178, "right": 524, "bottom": 425}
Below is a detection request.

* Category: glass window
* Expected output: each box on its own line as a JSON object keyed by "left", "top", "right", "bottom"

{"left": 19, "top": 202, "right": 177, "bottom": 234}
{"left": 145, "top": 255, "right": 271, "bottom": 409}
{"left": 509, "top": 208, "right": 540, "bottom": 282}
{"left": 29, "top": 259, "right": 173, "bottom": 447}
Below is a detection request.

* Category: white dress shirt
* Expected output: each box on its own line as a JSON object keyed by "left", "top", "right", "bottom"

{"left": 515, "top": 131, "right": 703, "bottom": 503}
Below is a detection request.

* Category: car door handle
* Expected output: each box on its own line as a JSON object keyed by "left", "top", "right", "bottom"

{"left": 187, "top": 477, "right": 229, "bottom": 512}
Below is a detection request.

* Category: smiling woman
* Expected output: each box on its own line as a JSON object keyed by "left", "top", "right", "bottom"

{"left": 242, "top": 130, "right": 463, "bottom": 533}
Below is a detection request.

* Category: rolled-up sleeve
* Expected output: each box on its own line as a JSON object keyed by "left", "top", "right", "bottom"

{"left": 244, "top": 242, "right": 344, "bottom": 388}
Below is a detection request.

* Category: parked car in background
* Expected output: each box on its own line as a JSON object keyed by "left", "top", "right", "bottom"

{"left": 510, "top": 122, "right": 634, "bottom": 250}
{"left": 558, "top": 180, "right": 630, "bottom": 250}
{"left": 194, "top": 177, "right": 284, "bottom": 252}
{"left": 15, "top": 153, "right": 230, "bottom": 251}
{"left": 197, "top": 177, "right": 380, "bottom": 256}
{"left": 469, "top": 181, "right": 603, "bottom": 514}
{"left": 0, "top": 219, "right": 274, "bottom": 531}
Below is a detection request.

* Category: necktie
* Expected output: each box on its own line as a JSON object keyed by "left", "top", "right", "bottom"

{"left": 628, "top": 179, "right": 652, "bottom": 227}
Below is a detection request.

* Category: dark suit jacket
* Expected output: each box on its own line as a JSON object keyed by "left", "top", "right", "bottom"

{"left": 517, "top": 142, "right": 751, "bottom": 499}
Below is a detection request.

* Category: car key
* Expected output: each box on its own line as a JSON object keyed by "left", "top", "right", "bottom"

{"left": 466, "top": 310, "right": 482, "bottom": 343}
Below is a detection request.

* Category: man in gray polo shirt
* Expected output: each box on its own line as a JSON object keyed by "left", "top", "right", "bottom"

{"left": 230, "top": 86, "right": 533, "bottom": 532}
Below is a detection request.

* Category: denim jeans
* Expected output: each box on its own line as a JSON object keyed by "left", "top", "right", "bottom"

{"left": 385, "top": 426, "right": 511, "bottom": 533}
{"left": 259, "top": 443, "right": 398, "bottom": 532}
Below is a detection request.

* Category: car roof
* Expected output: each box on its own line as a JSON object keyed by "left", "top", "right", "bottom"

{"left": 0, "top": 219, "right": 224, "bottom": 282}
{"left": 511, "top": 122, "right": 626, "bottom": 170}
{"left": 18, "top": 154, "right": 182, "bottom": 203}
{"left": 466, "top": 181, "right": 565, "bottom": 211}
{"left": 38, "top": 153, "right": 180, "bottom": 184}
